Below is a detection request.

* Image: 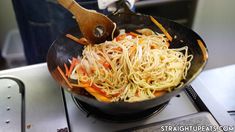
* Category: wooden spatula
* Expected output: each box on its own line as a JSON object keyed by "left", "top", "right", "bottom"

{"left": 58, "top": 0, "right": 118, "bottom": 44}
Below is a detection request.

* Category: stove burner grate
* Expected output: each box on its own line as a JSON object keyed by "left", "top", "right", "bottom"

{"left": 72, "top": 95, "right": 168, "bottom": 123}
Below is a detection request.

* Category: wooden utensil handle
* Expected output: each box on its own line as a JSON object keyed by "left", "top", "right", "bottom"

{"left": 57, "top": 0, "right": 86, "bottom": 17}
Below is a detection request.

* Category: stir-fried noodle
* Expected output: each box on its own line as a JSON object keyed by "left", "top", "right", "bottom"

{"left": 65, "top": 30, "right": 193, "bottom": 102}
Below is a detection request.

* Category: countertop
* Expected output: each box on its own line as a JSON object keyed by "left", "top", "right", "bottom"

{"left": 197, "top": 64, "right": 235, "bottom": 112}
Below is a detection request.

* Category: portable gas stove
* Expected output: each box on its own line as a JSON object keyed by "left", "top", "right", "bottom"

{"left": 0, "top": 63, "right": 234, "bottom": 132}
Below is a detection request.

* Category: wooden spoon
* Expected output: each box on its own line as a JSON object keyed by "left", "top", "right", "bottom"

{"left": 58, "top": 0, "right": 118, "bottom": 44}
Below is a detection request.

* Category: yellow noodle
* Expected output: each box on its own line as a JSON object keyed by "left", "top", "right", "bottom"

{"left": 70, "top": 32, "right": 193, "bottom": 102}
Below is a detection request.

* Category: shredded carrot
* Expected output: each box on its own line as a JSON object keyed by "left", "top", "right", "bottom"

{"left": 70, "top": 83, "right": 83, "bottom": 88}
{"left": 90, "top": 66, "right": 96, "bottom": 73}
{"left": 103, "top": 61, "right": 111, "bottom": 69}
{"left": 150, "top": 44, "right": 159, "bottom": 49}
{"left": 80, "top": 78, "right": 89, "bottom": 84}
{"left": 59, "top": 60, "right": 110, "bottom": 102}
{"left": 81, "top": 83, "right": 110, "bottom": 102}
{"left": 72, "top": 57, "right": 80, "bottom": 64}
{"left": 154, "top": 90, "right": 167, "bottom": 97}
{"left": 150, "top": 16, "right": 173, "bottom": 42}
{"left": 112, "top": 47, "right": 123, "bottom": 51}
{"left": 129, "top": 45, "right": 136, "bottom": 56}
{"left": 77, "top": 65, "right": 87, "bottom": 75}
{"left": 81, "top": 82, "right": 108, "bottom": 97}
{"left": 127, "top": 32, "right": 139, "bottom": 38}
{"left": 197, "top": 39, "right": 208, "bottom": 61}
{"left": 166, "top": 41, "right": 170, "bottom": 47}
{"left": 99, "top": 59, "right": 111, "bottom": 69}
{"left": 57, "top": 66, "right": 73, "bottom": 88}
{"left": 64, "top": 63, "right": 69, "bottom": 77}
{"left": 135, "top": 89, "right": 140, "bottom": 97}
{"left": 66, "top": 34, "right": 81, "bottom": 43}
{"left": 91, "top": 84, "right": 108, "bottom": 96}
{"left": 79, "top": 37, "right": 90, "bottom": 45}
{"left": 66, "top": 34, "right": 89, "bottom": 45}
{"left": 67, "top": 57, "right": 79, "bottom": 76}
{"left": 115, "top": 34, "right": 126, "bottom": 41}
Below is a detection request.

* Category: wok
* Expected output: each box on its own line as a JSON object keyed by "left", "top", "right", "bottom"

{"left": 47, "top": 2, "right": 208, "bottom": 115}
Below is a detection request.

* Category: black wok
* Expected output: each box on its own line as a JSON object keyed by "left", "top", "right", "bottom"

{"left": 47, "top": 3, "right": 208, "bottom": 115}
